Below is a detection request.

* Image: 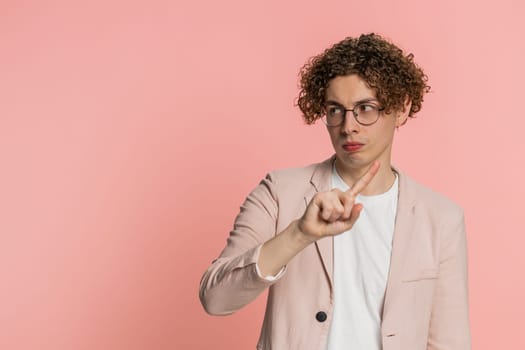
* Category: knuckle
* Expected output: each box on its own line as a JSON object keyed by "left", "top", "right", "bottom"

{"left": 312, "top": 193, "right": 322, "bottom": 201}
{"left": 342, "top": 194, "right": 354, "bottom": 205}
{"left": 323, "top": 201, "right": 334, "bottom": 212}
{"left": 345, "top": 192, "right": 355, "bottom": 201}
{"left": 336, "top": 205, "right": 345, "bottom": 214}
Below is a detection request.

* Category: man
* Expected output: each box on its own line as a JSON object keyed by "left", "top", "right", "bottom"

{"left": 199, "top": 33, "right": 471, "bottom": 350}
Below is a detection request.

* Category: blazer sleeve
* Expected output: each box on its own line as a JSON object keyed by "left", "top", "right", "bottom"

{"left": 427, "top": 209, "right": 471, "bottom": 349}
{"left": 199, "top": 172, "right": 282, "bottom": 315}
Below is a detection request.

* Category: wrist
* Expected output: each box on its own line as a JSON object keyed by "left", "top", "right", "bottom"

{"left": 289, "top": 220, "right": 315, "bottom": 247}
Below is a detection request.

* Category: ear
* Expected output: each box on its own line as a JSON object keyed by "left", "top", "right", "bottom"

{"left": 396, "top": 96, "right": 412, "bottom": 127}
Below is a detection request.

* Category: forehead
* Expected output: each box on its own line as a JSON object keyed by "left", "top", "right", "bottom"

{"left": 325, "top": 74, "right": 377, "bottom": 104}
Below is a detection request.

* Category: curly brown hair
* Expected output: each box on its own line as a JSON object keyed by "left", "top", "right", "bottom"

{"left": 296, "top": 33, "right": 430, "bottom": 125}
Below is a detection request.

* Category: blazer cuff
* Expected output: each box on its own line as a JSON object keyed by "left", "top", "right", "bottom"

{"left": 250, "top": 243, "right": 286, "bottom": 282}
{"left": 255, "top": 261, "right": 286, "bottom": 281}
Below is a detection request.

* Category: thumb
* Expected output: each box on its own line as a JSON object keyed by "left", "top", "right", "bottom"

{"left": 340, "top": 203, "right": 364, "bottom": 231}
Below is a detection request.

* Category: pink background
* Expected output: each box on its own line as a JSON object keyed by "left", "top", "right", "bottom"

{"left": 1, "top": 0, "right": 524, "bottom": 349}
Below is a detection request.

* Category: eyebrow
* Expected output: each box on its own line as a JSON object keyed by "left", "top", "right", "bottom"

{"left": 325, "top": 98, "right": 379, "bottom": 106}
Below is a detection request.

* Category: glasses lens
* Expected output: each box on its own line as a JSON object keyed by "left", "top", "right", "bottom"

{"left": 355, "top": 103, "right": 380, "bottom": 125}
{"left": 323, "top": 105, "right": 345, "bottom": 126}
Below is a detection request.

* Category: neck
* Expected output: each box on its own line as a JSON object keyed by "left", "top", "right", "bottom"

{"left": 335, "top": 158, "right": 396, "bottom": 195}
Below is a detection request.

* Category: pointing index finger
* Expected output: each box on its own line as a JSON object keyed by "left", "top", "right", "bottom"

{"left": 347, "top": 160, "right": 381, "bottom": 196}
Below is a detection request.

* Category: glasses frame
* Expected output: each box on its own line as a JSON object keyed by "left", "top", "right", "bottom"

{"left": 321, "top": 101, "right": 386, "bottom": 127}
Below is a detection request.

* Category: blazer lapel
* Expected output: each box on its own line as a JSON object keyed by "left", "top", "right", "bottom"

{"left": 304, "top": 157, "right": 418, "bottom": 308}
{"left": 305, "top": 154, "right": 337, "bottom": 290}
{"left": 382, "top": 166, "right": 418, "bottom": 320}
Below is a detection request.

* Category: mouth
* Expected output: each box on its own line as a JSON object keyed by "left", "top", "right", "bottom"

{"left": 342, "top": 142, "right": 364, "bottom": 152}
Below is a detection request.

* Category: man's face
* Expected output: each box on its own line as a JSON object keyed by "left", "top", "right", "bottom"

{"left": 324, "top": 74, "right": 408, "bottom": 171}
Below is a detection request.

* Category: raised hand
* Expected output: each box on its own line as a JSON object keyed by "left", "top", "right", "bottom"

{"left": 297, "top": 160, "right": 381, "bottom": 243}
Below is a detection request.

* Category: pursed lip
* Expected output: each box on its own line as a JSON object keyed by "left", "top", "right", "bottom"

{"left": 342, "top": 141, "right": 364, "bottom": 152}
{"left": 343, "top": 141, "right": 364, "bottom": 147}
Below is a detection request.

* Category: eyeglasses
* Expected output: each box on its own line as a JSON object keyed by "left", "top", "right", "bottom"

{"left": 321, "top": 102, "right": 385, "bottom": 127}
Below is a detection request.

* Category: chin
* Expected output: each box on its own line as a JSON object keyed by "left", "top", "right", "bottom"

{"left": 336, "top": 152, "right": 370, "bottom": 168}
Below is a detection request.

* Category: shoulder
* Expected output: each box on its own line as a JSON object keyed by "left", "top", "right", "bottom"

{"left": 261, "top": 157, "right": 329, "bottom": 199}
{"left": 267, "top": 160, "right": 319, "bottom": 183}
{"left": 401, "top": 171, "right": 464, "bottom": 220}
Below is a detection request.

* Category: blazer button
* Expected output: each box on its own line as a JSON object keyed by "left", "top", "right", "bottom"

{"left": 315, "top": 311, "right": 327, "bottom": 322}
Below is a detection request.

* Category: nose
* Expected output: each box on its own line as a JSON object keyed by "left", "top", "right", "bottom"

{"left": 341, "top": 112, "right": 360, "bottom": 135}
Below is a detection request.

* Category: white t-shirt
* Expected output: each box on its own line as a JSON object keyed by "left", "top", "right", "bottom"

{"left": 326, "top": 163, "right": 398, "bottom": 350}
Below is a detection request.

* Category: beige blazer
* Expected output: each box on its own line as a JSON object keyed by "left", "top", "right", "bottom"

{"left": 199, "top": 155, "right": 471, "bottom": 350}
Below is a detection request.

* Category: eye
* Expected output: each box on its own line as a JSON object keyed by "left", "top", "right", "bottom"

{"left": 356, "top": 103, "right": 378, "bottom": 113}
{"left": 326, "top": 105, "right": 344, "bottom": 117}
